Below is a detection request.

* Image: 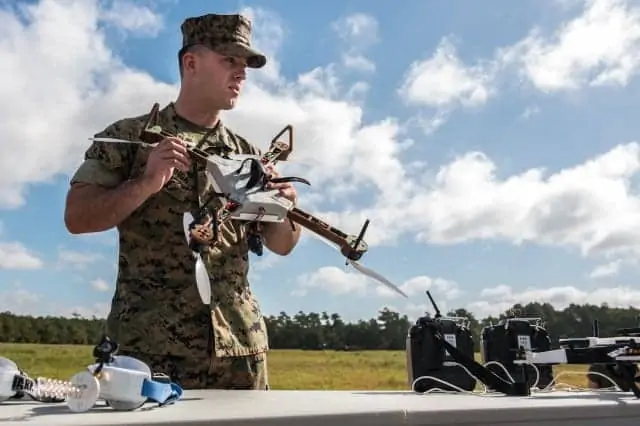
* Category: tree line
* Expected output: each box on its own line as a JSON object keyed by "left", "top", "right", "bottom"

{"left": 1, "top": 302, "right": 639, "bottom": 350}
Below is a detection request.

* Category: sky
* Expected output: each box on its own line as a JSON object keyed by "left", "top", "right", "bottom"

{"left": 2, "top": 0, "right": 640, "bottom": 323}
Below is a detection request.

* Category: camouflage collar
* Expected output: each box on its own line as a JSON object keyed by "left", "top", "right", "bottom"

{"left": 157, "top": 102, "right": 233, "bottom": 151}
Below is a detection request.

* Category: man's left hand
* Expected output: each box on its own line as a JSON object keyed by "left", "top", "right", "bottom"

{"left": 266, "top": 165, "right": 297, "bottom": 205}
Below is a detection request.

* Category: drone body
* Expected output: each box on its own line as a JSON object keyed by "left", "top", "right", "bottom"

{"left": 205, "top": 154, "right": 295, "bottom": 223}
{"left": 90, "top": 102, "right": 408, "bottom": 302}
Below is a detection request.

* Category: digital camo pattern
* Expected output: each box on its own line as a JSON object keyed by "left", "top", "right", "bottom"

{"left": 116, "top": 350, "right": 269, "bottom": 390}
{"left": 180, "top": 13, "right": 266, "bottom": 68}
{"left": 70, "top": 103, "right": 269, "bottom": 360}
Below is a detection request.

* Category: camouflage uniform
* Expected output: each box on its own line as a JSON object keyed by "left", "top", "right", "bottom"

{"left": 68, "top": 14, "right": 271, "bottom": 390}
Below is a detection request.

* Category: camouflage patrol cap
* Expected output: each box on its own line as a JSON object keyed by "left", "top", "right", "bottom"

{"left": 180, "top": 13, "right": 266, "bottom": 69}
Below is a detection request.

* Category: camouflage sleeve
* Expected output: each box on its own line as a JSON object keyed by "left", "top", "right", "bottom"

{"left": 248, "top": 140, "right": 262, "bottom": 156}
{"left": 69, "top": 122, "right": 137, "bottom": 188}
{"left": 225, "top": 127, "right": 262, "bottom": 156}
{"left": 237, "top": 136, "right": 261, "bottom": 156}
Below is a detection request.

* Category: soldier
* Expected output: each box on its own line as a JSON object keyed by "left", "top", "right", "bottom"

{"left": 64, "top": 13, "right": 301, "bottom": 390}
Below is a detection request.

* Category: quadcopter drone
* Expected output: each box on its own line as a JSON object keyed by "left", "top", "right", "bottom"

{"left": 90, "top": 102, "right": 407, "bottom": 302}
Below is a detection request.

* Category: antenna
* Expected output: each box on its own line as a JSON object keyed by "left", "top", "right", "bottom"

{"left": 426, "top": 290, "right": 441, "bottom": 319}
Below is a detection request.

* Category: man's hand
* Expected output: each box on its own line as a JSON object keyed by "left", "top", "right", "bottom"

{"left": 265, "top": 164, "right": 297, "bottom": 205}
{"left": 260, "top": 163, "right": 301, "bottom": 256}
{"left": 142, "top": 137, "right": 191, "bottom": 193}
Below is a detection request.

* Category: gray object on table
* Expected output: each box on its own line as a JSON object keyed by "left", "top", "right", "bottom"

{"left": 1, "top": 389, "right": 640, "bottom": 426}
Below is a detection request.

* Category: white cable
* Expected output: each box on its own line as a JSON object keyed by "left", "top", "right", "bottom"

{"left": 520, "top": 361, "right": 540, "bottom": 389}
{"left": 411, "top": 360, "right": 628, "bottom": 397}
{"left": 483, "top": 360, "right": 516, "bottom": 383}
{"left": 537, "top": 370, "right": 621, "bottom": 393}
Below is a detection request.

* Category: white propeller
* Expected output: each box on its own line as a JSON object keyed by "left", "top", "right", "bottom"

{"left": 305, "top": 231, "right": 408, "bottom": 298}
{"left": 182, "top": 212, "right": 212, "bottom": 305}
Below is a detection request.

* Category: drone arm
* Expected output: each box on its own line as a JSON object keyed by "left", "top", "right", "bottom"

{"left": 288, "top": 208, "right": 352, "bottom": 250}
{"left": 263, "top": 125, "right": 293, "bottom": 163}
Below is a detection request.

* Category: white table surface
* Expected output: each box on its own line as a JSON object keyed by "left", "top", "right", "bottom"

{"left": 1, "top": 389, "right": 640, "bottom": 426}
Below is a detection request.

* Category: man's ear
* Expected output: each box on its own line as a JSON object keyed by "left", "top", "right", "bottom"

{"left": 182, "top": 52, "right": 196, "bottom": 74}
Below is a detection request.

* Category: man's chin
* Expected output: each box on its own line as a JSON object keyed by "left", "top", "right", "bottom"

{"left": 221, "top": 99, "right": 238, "bottom": 111}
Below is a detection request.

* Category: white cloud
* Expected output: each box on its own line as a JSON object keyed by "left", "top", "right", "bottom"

{"left": 317, "top": 141, "right": 640, "bottom": 266}
{"left": 91, "top": 278, "right": 110, "bottom": 292}
{"left": 331, "top": 12, "right": 378, "bottom": 73}
{"left": 248, "top": 252, "right": 283, "bottom": 283}
{"left": 100, "top": 0, "right": 164, "bottom": 37}
{"left": 332, "top": 12, "right": 379, "bottom": 47}
{"left": 341, "top": 55, "right": 375, "bottom": 73}
{"left": 398, "top": 0, "right": 640, "bottom": 124}
{"left": 0, "top": 242, "right": 43, "bottom": 270}
{"left": 291, "top": 266, "right": 464, "bottom": 323}
{"left": 468, "top": 284, "right": 640, "bottom": 318}
{"left": 384, "top": 281, "right": 640, "bottom": 321}
{"left": 293, "top": 266, "right": 370, "bottom": 297}
{"left": 0, "top": 288, "right": 41, "bottom": 313}
{"left": 374, "top": 275, "right": 461, "bottom": 300}
{"left": 499, "top": 0, "right": 640, "bottom": 92}
{"left": 520, "top": 105, "right": 540, "bottom": 119}
{"left": 0, "top": 0, "right": 176, "bottom": 209}
{"left": 588, "top": 259, "right": 623, "bottom": 278}
{"left": 56, "top": 249, "right": 103, "bottom": 270}
{"left": 0, "top": 285, "right": 109, "bottom": 318}
{"left": 292, "top": 266, "right": 460, "bottom": 302}
{"left": 399, "top": 37, "right": 495, "bottom": 109}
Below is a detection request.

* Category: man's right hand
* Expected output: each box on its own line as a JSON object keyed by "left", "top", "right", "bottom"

{"left": 141, "top": 137, "right": 192, "bottom": 194}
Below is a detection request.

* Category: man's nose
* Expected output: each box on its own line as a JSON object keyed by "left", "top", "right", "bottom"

{"left": 235, "top": 67, "right": 247, "bottom": 80}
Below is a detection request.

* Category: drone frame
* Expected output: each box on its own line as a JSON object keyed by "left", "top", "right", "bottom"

{"left": 139, "top": 102, "right": 371, "bottom": 263}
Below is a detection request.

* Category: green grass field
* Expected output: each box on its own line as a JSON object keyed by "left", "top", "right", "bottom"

{"left": 0, "top": 343, "right": 591, "bottom": 390}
